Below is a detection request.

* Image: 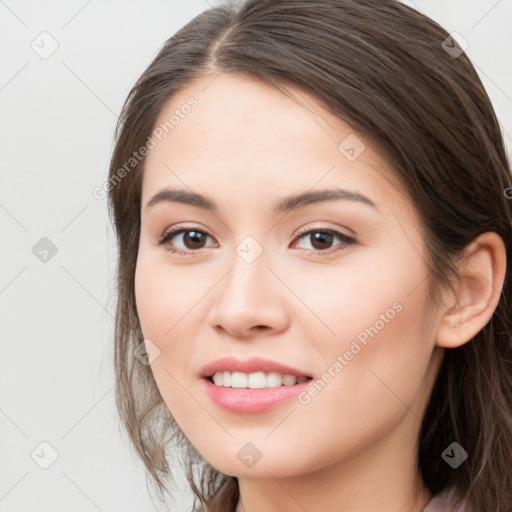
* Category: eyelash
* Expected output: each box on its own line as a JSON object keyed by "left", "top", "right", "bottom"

{"left": 156, "top": 225, "right": 356, "bottom": 256}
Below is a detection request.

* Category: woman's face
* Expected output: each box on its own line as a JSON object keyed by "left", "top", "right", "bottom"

{"left": 135, "top": 73, "right": 444, "bottom": 478}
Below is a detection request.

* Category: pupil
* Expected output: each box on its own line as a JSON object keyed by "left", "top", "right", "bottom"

{"left": 311, "top": 231, "right": 333, "bottom": 250}
{"left": 185, "top": 231, "right": 205, "bottom": 248}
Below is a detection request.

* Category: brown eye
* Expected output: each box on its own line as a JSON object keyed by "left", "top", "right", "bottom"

{"left": 309, "top": 231, "right": 334, "bottom": 250}
{"left": 181, "top": 230, "right": 207, "bottom": 249}
{"left": 293, "top": 228, "right": 356, "bottom": 254}
{"left": 158, "top": 228, "right": 216, "bottom": 253}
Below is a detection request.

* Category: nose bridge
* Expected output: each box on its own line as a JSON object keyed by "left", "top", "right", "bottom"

{"left": 207, "top": 244, "right": 289, "bottom": 335}
{"left": 222, "top": 248, "right": 272, "bottom": 311}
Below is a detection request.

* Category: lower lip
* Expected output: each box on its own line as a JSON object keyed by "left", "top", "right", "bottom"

{"left": 202, "top": 378, "right": 312, "bottom": 413}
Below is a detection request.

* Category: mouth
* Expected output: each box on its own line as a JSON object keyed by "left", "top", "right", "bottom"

{"left": 200, "top": 356, "right": 314, "bottom": 413}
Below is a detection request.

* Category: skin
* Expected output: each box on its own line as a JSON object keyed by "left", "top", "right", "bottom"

{"left": 134, "top": 73, "right": 506, "bottom": 512}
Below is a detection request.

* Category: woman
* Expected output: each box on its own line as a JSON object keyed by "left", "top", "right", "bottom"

{"left": 107, "top": 1, "right": 512, "bottom": 510}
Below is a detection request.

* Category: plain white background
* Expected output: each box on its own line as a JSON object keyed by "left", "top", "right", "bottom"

{"left": 1, "top": 1, "right": 511, "bottom": 511}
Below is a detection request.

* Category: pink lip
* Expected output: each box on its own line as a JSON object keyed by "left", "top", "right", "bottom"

{"left": 202, "top": 378, "right": 312, "bottom": 413}
{"left": 200, "top": 356, "right": 311, "bottom": 378}
{"left": 200, "top": 356, "right": 313, "bottom": 413}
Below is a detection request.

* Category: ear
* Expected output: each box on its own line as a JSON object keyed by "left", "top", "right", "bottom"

{"left": 436, "top": 232, "right": 507, "bottom": 348}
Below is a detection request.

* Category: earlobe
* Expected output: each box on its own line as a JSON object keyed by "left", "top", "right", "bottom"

{"left": 436, "top": 232, "right": 507, "bottom": 349}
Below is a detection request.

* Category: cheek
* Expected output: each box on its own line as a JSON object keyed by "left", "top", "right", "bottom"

{"left": 318, "top": 249, "right": 433, "bottom": 382}
{"left": 296, "top": 255, "right": 433, "bottom": 415}
{"left": 281, "top": 246, "right": 428, "bottom": 362}
{"left": 284, "top": 250, "right": 433, "bottom": 422}
{"left": 134, "top": 253, "right": 204, "bottom": 343}
{"left": 134, "top": 257, "right": 206, "bottom": 430}
{"left": 134, "top": 250, "right": 219, "bottom": 382}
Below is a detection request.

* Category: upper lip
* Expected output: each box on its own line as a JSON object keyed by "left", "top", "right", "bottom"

{"left": 200, "top": 356, "right": 312, "bottom": 378}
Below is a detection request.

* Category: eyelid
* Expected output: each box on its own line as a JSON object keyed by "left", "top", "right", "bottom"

{"left": 293, "top": 223, "right": 355, "bottom": 240}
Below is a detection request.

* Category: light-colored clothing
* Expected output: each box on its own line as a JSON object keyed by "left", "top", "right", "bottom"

{"left": 422, "top": 487, "right": 467, "bottom": 512}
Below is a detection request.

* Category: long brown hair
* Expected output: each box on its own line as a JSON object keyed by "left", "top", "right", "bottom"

{"left": 107, "top": 1, "right": 512, "bottom": 510}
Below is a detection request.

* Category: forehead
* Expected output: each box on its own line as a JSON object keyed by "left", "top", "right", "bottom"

{"left": 141, "top": 73, "right": 408, "bottom": 216}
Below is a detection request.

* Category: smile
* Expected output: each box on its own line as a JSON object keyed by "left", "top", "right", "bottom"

{"left": 200, "top": 357, "right": 313, "bottom": 413}
{"left": 210, "top": 371, "right": 310, "bottom": 388}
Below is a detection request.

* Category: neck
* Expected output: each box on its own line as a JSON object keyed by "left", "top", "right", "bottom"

{"left": 235, "top": 410, "right": 432, "bottom": 512}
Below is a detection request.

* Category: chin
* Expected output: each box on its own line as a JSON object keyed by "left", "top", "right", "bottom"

{"left": 198, "top": 445, "right": 316, "bottom": 479}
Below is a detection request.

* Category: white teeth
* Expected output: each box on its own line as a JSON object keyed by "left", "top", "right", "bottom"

{"left": 266, "top": 371, "right": 283, "bottom": 388}
{"left": 230, "top": 372, "right": 248, "bottom": 388}
{"left": 282, "top": 374, "right": 297, "bottom": 386}
{"left": 248, "top": 371, "right": 266, "bottom": 388}
{"left": 211, "top": 371, "right": 309, "bottom": 388}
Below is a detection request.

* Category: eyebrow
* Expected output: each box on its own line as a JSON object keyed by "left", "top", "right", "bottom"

{"left": 145, "top": 187, "right": 377, "bottom": 213}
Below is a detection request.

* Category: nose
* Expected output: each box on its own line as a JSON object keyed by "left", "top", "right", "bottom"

{"left": 206, "top": 252, "right": 291, "bottom": 339}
